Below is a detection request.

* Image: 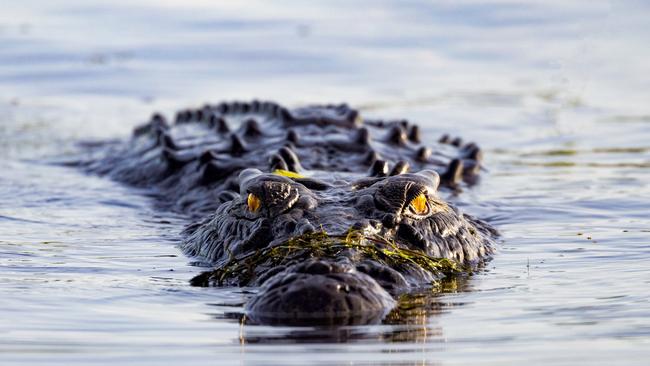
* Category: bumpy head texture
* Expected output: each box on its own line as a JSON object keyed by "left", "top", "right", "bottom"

{"left": 80, "top": 101, "right": 496, "bottom": 324}
{"left": 84, "top": 101, "right": 484, "bottom": 216}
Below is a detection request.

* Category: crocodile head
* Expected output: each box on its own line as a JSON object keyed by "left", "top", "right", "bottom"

{"left": 184, "top": 168, "right": 496, "bottom": 324}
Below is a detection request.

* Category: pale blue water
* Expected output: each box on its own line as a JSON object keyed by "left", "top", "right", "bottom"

{"left": 1, "top": 1, "right": 649, "bottom": 365}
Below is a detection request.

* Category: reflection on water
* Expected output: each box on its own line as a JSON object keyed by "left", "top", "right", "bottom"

{"left": 219, "top": 278, "right": 471, "bottom": 344}
{"left": 2, "top": 0, "right": 650, "bottom": 365}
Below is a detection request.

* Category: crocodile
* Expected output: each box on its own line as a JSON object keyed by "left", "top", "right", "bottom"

{"left": 77, "top": 100, "right": 497, "bottom": 325}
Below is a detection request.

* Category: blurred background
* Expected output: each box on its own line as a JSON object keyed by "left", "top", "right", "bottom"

{"left": 2, "top": 1, "right": 649, "bottom": 113}
{"left": 1, "top": 1, "right": 649, "bottom": 365}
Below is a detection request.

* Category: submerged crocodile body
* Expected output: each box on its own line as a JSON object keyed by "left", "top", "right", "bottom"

{"left": 79, "top": 101, "right": 497, "bottom": 324}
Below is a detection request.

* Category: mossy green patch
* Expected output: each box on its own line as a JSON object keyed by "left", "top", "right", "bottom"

{"left": 192, "top": 230, "right": 460, "bottom": 286}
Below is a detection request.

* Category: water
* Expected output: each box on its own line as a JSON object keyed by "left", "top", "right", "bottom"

{"left": 1, "top": 1, "right": 649, "bottom": 365}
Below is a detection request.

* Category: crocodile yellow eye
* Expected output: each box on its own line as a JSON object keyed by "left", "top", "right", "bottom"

{"left": 409, "top": 193, "right": 428, "bottom": 215}
{"left": 247, "top": 193, "right": 261, "bottom": 212}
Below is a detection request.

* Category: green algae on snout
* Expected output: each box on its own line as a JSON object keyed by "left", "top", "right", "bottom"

{"left": 190, "top": 230, "right": 460, "bottom": 287}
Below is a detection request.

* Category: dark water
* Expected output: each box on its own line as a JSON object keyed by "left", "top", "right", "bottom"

{"left": 1, "top": 1, "right": 649, "bottom": 365}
